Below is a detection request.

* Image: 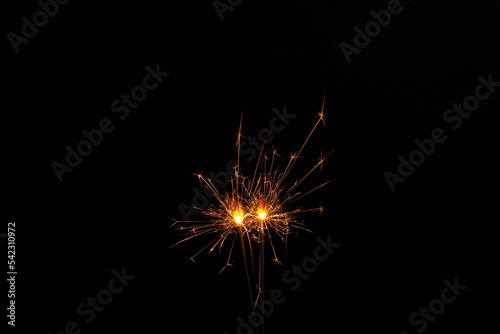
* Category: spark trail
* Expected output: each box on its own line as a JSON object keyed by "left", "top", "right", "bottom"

{"left": 172, "top": 94, "right": 333, "bottom": 332}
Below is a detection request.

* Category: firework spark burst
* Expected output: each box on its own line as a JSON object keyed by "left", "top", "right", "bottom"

{"left": 172, "top": 94, "right": 333, "bottom": 330}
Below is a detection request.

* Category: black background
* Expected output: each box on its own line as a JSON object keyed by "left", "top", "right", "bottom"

{"left": 3, "top": 0, "right": 499, "bottom": 333}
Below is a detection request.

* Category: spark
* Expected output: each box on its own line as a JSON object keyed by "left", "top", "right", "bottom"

{"left": 172, "top": 93, "right": 333, "bottom": 332}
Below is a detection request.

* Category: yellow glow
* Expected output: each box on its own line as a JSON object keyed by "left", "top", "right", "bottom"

{"left": 233, "top": 210, "right": 244, "bottom": 224}
{"left": 257, "top": 207, "right": 267, "bottom": 220}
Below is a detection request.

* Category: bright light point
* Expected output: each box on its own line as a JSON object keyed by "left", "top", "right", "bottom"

{"left": 258, "top": 207, "right": 267, "bottom": 220}
{"left": 233, "top": 211, "right": 244, "bottom": 224}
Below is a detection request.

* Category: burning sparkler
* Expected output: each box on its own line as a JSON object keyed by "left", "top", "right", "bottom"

{"left": 172, "top": 93, "right": 333, "bottom": 332}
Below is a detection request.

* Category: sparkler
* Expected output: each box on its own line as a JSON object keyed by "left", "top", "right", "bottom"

{"left": 172, "top": 94, "right": 333, "bottom": 332}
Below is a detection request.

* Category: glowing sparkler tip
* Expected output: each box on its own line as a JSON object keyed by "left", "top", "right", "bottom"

{"left": 257, "top": 207, "right": 267, "bottom": 220}
{"left": 233, "top": 210, "right": 245, "bottom": 224}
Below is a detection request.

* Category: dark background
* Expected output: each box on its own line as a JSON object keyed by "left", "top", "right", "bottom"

{"left": 3, "top": 0, "right": 498, "bottom": 333}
